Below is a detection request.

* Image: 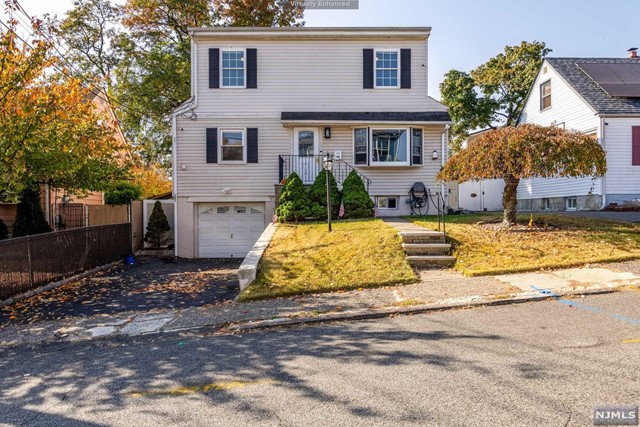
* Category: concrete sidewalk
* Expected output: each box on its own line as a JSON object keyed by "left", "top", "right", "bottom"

{"left": 1, "top": 260, "right": 640, "bottom": 347}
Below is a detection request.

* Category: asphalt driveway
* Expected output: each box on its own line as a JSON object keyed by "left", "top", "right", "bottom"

{"left": 0, "top": 257, "right": 241, "bottom": 326}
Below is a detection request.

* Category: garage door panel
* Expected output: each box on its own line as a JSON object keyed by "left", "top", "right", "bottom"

{"left": 198, "top": 203, "right": 266, "bottom": 258}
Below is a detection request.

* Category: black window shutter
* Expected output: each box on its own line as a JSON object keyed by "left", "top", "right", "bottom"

{"left": 247, "top": 128, "right": 258, "bottom": 163}
{"left": 246, "top": 48, "right": 257, "bottom": 89}
{"left": 411, "top": 128, "right": 423, "bottom": 165}
{"left": 206, "top": 128, "right": 218, "bottom": 163}
{"left": 401, "top": 49, "right": 411, "bottom": 89}
{"left": 363, "top": 49, "right": 374, "bottom": 89}
{"left": 209, "top": 48, "right": 220, "bottom": 89}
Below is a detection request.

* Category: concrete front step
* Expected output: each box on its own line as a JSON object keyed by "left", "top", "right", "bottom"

{"left": 407, "top": 255, "right": 456, "bottom": 268}
{"left": 399, "top": 231, "right": 446, "bottom": 244}
{"left": 402, "top": 243, "right": 451, "bottom": 256}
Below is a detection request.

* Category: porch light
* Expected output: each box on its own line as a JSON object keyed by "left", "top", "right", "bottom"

{"left": 432, "top": 150, "right": 439, "bottom": 160}
{"left": 323, "top": 153, "right": 333, "bottom": 232}
{"left": 324, "top": 127, "right": 331, "bottom": 139}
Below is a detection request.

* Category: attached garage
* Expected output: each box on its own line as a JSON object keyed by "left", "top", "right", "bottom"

{"left": 198, "top": 203, "right": 266, "bottom": 258}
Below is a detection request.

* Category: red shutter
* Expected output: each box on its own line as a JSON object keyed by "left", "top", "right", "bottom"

{"left": 633, "top": 126, "right": 640, "bottom": 166}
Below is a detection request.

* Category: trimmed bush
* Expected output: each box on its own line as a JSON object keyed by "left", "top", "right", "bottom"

{"left": 276, "top": 172, "right": 312, "bottom": 222}
{"left": 105, "top": 182, "right": 142, "bottom": 205}
{"left": 13, "top": 187, "right": 52, "bottom": 237}
{"left": 342, "top": 170, "right": 374, "bottom": 219}
{"left": 309, "top": 169, "right": 341, "bottom": 219}
{"left": 0, "top": 218, "right": 8, "bottom": 240}
{"left": 144, "top": 201, "right": 171, "bottom": 248}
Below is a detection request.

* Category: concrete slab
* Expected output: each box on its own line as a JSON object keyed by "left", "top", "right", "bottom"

{"left": 554, "top": 267, "right": 640, "bottom": 286}
{"left": 494, "top": 272, "right": 574, "bottom": 292}
{"left": 120, "top": 315, "right": 174, "bottom": 336}
{"left": 86, "top": 326, "right": 117, "bottom": 337}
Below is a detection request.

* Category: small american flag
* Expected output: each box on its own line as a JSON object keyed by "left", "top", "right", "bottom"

{"left": 338, "top": 201, "right": 345, "bottom": 218}
{"left": 374, "top": 205, "right": 378, "bottom": 217}
{"left": 272, "top": 213, "right": 278, "bottom": 223}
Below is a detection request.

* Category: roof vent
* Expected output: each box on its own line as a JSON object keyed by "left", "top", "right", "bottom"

{"left": 628, "top": 48, "right": 638, "bottom": 59}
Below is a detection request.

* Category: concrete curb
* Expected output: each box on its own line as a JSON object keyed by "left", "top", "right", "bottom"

{"left": 0, "top": 261, "right": 122, "bottom": 307}
{"left": 225, "top": 287, "right": 619, "bottom": 333}
{"left": 237, "top": 223, "right": 277, "bottom": 291}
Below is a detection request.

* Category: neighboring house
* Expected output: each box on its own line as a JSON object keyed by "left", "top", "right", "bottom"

{"left": 172, "top": 27, "right": 452, "bottom": 258}
{"left": 517, "top": 51, "right": 640, "bottom": 211}
{"left": 44, "top": 89, "right": 129, "bottom": 229}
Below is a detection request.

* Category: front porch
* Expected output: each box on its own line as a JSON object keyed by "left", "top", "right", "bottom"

{"left": 278, "top": 154, "right": 371, "bottom": 190}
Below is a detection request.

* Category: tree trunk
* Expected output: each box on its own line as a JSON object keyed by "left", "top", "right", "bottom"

{"left": 502, "top": 175, "right": 520, "bottom": 226}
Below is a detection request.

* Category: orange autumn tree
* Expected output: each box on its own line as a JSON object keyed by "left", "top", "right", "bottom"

{"left": 0, "top": 16, "right": 127, "bottom": 199}
{"left": 437, "top": 124, "right": 607, "bottom": 226}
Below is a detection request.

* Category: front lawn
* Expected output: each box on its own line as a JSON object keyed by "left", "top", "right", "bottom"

{"left": 238, "top": 219, "right": 417, "bottom": 301}
{"left": 409, "top": 214, "right": 640, "bottom": 276}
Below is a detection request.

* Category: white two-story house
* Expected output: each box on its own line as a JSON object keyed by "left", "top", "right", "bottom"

{"left": 172, "top": 27, "right": 451, "bottom": 258}
{"left": 517, "top": 54, "right": 640, "bottom": 211}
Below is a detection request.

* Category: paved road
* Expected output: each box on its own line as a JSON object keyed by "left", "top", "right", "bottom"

{"left": 1, "top": 291, "right": 639, "bottom": 426}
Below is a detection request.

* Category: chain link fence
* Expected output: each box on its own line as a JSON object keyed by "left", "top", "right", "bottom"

{"left": 0, "top": 223, "right": 131, "bottom": 301}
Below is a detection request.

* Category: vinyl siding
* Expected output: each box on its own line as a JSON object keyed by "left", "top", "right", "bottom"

{"left": 193, "top": 37, "right": 447, "bottom": 114}
{"left": 603, "top": 117, "right": 640, "bottom": 196}
{"left": 517, "top": 60, "right": 601, "bottom": 199}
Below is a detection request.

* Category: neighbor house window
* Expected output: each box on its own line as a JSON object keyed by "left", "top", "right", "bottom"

{"left": 375, "top": 50, "right": 399, "bottom": 88}
{"left": 377, "top": 197, "right": 398, "bottom": 209}
{"left": 220, "top": 129, "right": 245, "bottom": 162}
{"left": 566, "top": 197, "right": 577, "bottom": 211}
{"left": 221, "top": 50, "right": 245, "bottom": 87}
{"left": 540, "top": 80, "right": 551, "bottom": 110}
{"left": 371, "top": 128, "right": 409, "bottom": 165}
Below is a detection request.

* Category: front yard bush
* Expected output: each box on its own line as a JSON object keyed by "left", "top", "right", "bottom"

{"left": 13, "top": 187, "right": 52, "bottom": 237}
{"left": 341, "top": 170, "right": 374, "bottom": 219}
{"left": 144, "top": 201, "right": 171, "bottom": 248}
{"left": 105, "top": 181, "right": 142, "bottom": 205}
{"left": 308, "top": 169, "right": 341, "bottom": 219}
{"left": 276, "top": 172, "right": 312, "bottom": 222}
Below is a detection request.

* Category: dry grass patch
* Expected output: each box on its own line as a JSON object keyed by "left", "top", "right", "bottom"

{"left": 238, "top": 219, "right": 417, "bottom": 301}
{"left": 409, "top": 214, "right": 640, "bottom": 276}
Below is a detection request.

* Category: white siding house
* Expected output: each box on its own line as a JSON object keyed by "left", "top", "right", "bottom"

{"left": 172, "top": 27, "right": 452, "bottom": 258}
{"left": 517, "top": 57, "right": 640, "bottom": 211}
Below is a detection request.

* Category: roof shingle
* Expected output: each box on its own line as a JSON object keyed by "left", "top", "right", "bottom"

{"left": 546, "top": 58, "right": 640, "bottom": 115}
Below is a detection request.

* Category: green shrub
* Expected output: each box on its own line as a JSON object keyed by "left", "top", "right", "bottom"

{"left": 276, "top": 172, "right": 312, "bottom": 222}
{"left": 342, "top": 170, "right": 374, "bottom": 219}
{"left": 105, "top": 182, "right": 142, "bottom": 205}
{"left": 144, "top": 201, "right": 171, "bottom": 248}
{"left": 13, "top": 187, "right": 52, "bottom": 237}
{"left": 308, "top": 169, "right": 341, "bottom": 219}
{"left": 0, "top": 218, "right": 8, "bottom": 240}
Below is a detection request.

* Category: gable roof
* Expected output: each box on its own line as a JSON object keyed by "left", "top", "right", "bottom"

{"left": 546, "top": 58, "right": 640, "bottom": 115}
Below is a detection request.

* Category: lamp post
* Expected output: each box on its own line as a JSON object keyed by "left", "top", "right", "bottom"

{"left": 323, "top": 153, "right": 333, "bottom": 232}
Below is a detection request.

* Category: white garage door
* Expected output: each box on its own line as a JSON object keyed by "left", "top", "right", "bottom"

{"left": 198, "top": 203, "right": 266, "bottom": 258}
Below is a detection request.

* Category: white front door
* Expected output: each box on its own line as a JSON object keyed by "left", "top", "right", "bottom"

{"left": 293, "top": 128, "right": 320, "bottom": 184}
{"left": 198, "top": 203, "right": 266, "bottom": 258}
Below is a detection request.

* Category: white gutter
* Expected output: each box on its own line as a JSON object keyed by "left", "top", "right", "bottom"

{"left": 599, "top": 115, "right": 607, "bottom": 210}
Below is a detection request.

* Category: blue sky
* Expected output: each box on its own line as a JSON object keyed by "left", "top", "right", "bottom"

{"left": 24, "top": 0, "right": 640, "bottom": 99}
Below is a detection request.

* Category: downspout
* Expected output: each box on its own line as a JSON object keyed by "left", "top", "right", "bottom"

{"left": 599, "top": 115, "right": 607, "bottom": 210}
{"left": 44, "top": 183, "right": 50, "bottom": 224}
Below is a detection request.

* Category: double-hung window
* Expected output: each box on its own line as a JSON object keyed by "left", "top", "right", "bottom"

{"left": 375, "top": 50, "right": 399, "bottom": 88}
{"left": 540, "top": 80, "right": 551, "bottom": 110}
{"left": 221, "top": 50, "right": 245, "bottom": 88}
{"left": 371, "top": 128, "right": 409, "bottom": 165}
{"left": 220, "top": 129, "right": 245, "bottom": 162}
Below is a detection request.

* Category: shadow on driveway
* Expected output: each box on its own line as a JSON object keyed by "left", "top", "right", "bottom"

{"left": 0, "top": 257, "right": 241, "bottom": 326}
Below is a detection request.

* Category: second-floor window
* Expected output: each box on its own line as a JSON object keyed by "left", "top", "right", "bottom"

{"left": 220, "top": 129, "right": 245, "bottom": 162}
{"left": 375, "top": 50, "right": 399, "bottom": 88}
{"left": 540, "top": 80, "right": 551, "bottom": 110}
{"left": 222, "top": 50, "right": 245, "bottom": 88}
